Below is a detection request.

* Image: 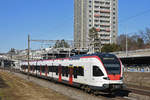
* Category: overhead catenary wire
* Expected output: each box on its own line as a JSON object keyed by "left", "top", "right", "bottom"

{"left": 119, "top": 9, "right": 150, "bottom": 24}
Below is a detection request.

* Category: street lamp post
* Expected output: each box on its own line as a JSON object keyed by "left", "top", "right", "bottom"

{"left": 27, "top": 34, "right": 30, "bottom": 80}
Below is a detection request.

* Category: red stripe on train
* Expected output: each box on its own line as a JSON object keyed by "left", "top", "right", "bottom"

{"left": 69, "top": 68, "right": 73, "bottom": 85}
{"left": 58, "top": 66, "right": 62, "bottom": 82}
{"left": 108, "top": 75, "right": 121, "bottom": 80}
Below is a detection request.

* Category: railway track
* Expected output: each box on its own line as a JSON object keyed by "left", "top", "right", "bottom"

{"left": 13, "top": 72, "right": 132, "bottom": 100}
{"left": 2, "top": 69, "right": 150, "bottom": 100}
{"left": 127, "top": 87, "right": 150, "bottom": 97}
{"left": 126, "top": 85, "right": 150, "bottom": 96}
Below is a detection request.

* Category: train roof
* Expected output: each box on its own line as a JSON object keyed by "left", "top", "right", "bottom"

{"left": 70, "top": 53, "right": 116, "bottom": 59}
{"left": 22, "top": 53, "right": 116, "bottom": 63}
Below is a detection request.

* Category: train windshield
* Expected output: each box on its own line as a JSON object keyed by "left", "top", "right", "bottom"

{"left": 99, "top": 54, "right": 121, "bottom": 75}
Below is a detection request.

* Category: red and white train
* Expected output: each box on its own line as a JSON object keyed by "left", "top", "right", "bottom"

{"left": 20, "top": 53, "right": 124, "bottom": 92}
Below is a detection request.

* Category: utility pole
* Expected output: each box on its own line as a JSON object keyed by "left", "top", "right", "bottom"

{"left": 27, "top": 34, "right": 30, "bottom": 80}
{"left": 125, "top": 24, "right": 128, "bottom": 57}
{"left": 99, "top": 38, "right": 101, "bottom": 53}
{"left": 69, "top": 48, "right": 71, "bottom": 57}
{"left": 126, "top": 33, "right": 128, "bottom": 57}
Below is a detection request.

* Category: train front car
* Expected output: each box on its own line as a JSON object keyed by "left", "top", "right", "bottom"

{"left": 90, "top": 53, "right": 124, "bottom": 92}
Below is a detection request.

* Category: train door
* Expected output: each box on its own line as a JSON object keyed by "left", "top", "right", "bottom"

{"left": 69, "top": 67, "right": 73, "bottom": 85}
{"left": 32, "top": 65, "right": 34, "bottom": 74}
{"left": 23, "top": 65, "right": 25, "bottom": 72}
{"left": 40, "top": 65, "right": 42, "bottom": 76}
{"left": 45, "top": 65, "right": 48, "bottom": 77}
{"left": 92, "top": 65, "right": 104, "bottom": 86}
{"left": 58, "top": 64, "right": 62, "bottom": 82}
{"left": 48, "top": 64, "right": 53, "bottom": 79}
{"left": 35, "top": 62, "right": 38, "bottom": 77}
{"left": 51, "top": 63, "right": 53, "bottom": 79}
{"left": 86, "top": 63, "right": 92, "bottom": 84}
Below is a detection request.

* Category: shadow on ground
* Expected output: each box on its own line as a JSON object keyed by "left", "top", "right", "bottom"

{"left": 97, "top": 89, "right": 131, "bottom": 98}
{"left": 0, "top": 76, "right": 9, "bottom": 88}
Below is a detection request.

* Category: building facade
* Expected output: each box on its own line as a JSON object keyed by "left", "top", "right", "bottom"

{"left": 74, "top": 0, "right": 118, "bottom": 49}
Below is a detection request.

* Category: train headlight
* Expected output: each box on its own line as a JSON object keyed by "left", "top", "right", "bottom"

{"left": 103, "top": 84, "right": 109, "bottom": 88}
{"left": 103, "top": 77, "right": 110, "bottom": 80}
{"left": 120, "top": 77, "right": 123, "bottom": 80}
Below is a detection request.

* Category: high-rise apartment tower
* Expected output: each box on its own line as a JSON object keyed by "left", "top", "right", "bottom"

{"left": 74, "top": 0, "right": 118, "bottom": 48}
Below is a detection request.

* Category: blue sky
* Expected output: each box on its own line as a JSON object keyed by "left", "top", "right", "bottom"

{"left": 0, "top": 0, "right": 150, "bottom": 52}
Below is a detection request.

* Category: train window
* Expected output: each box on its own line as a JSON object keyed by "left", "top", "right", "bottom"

{"left": 58, "top": 66, "right": 62, "bottom": 75}
{"left": 25, "top": 65, "right": 27, "bottom": 69}
{"left": 48, "top": 66, "right": 50, "bottom": 72}
{"left": 73, "top": 66, "right": 78, "bottom": 78}
{"left": 41, "top": 66, "right": 45, "bottom": 73}
{"left": 33, "top": 66, "right": 34, "bottom": 71}
{"left": 24, "top": 65, "right": 26, "bottom": 69}
{"left": 30, "top": 66, "right": 32, "bottom": 70}
{"left": 65, "top": 67, "right": 69, "bottom": 77}
{"left": 25, "top": 65, "right": 28, "bottom": 69}
{"left": 63, "top": 67, "right": 66, "bottom": 76}
{"left": 32, "top": 66, "right": 34, "bottom": 71}
{"left": 56, "top": 66, "right": 58, "bottom": 75}
{"left": 53, "top": 66, "right": 55, "bottom": 72}
{"left": 29, "top": 66, "right": 31, "bottom": 71}
{"left": 78, "top": 67, "right": 84, "bottom": 76}
{"left": 99, "top": 54, "right": 121, "bottom": 74}
{"left": 93, "top": 66, "right": 104, "bottom": 77}
{"left": 35, "top": 66, "right": 37, "bottom": 71}
{"left": 21, "top": 65, "right": 23, "bottom": 69}
{"left": 23, "top": 65, "right": 26, "bottom": 69}
{"left": 49, "top": 66, "right": 52, "bottom": 72}
{"left": 62, "top": 66, "right": 65, "bottom": 76}
{"left": 52, "top": 66, "right": 54, "bottom": 72}
{"left": 51, "top": 66, "right": 53, "bottom": 72}
{"left": 26, "top": 65, "right": 28, "bottom": 69}
{"left": 36, "top": 66, "right": 39, "bottom": 72}
{"left": 32, "top": 66, "right": 35, "bottom": 71}
{"left": 46, "top": 65, "right": 48, "bottom": 72}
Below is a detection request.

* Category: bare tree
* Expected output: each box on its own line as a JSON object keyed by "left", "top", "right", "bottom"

{"left": 117, "top": 34, "right": 126, "bottom": 51}
{"left": 140, "top": 27, "right": 150, "bottom": 44}
{"left": 89, "top": 27, "right": 101, "bottom": 52}
{"left": 54, "top": 40, "right": 70, "bottom": 48}
{"left": 118, "top": 33, "right": 145, "bottom": 51}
